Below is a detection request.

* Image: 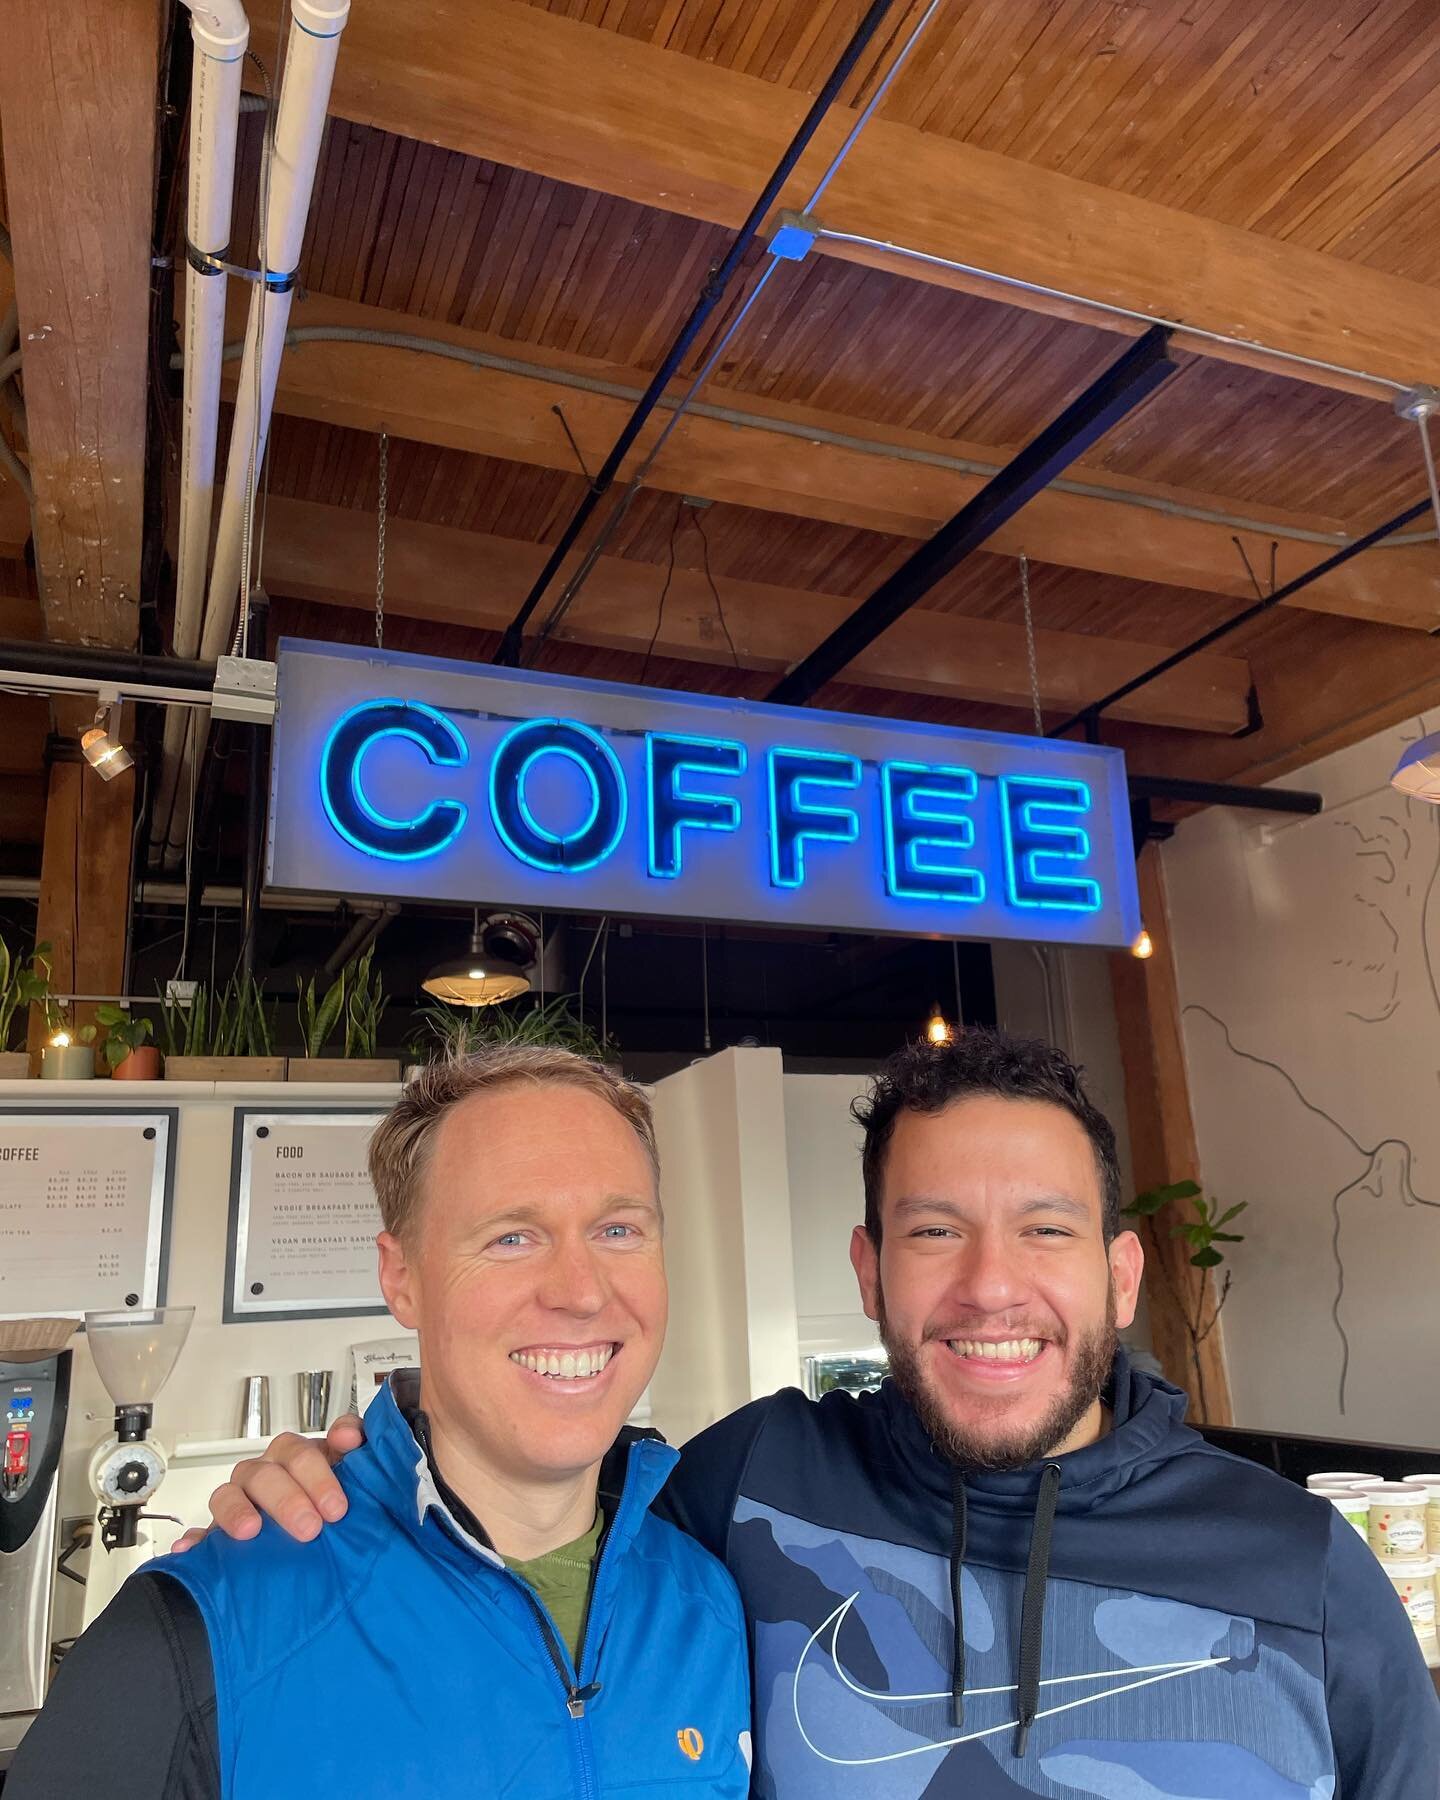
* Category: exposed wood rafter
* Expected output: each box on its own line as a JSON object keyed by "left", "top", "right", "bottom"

{"left": 248, "top": 0, "right": 1440, "bottom": 401}
{"left": 252, "top": 495, "right": 1255, "bottom": 733}
{"left": 214, "top": 292, "right": 1440, "bottom": 632}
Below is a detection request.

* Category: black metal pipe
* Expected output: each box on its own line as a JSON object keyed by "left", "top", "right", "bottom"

{"left": 1049, "top": 495, "right": 1435, "bottom": 738}
{"left": 1127, "top": 774, "right": 1321, "bottom": 816}
{"left": 239, "top": 726, "right": 264, "bottom": 978}
{"left": 494, "top": 0, "right": 899, "bottom": 667}
{"left": 0, "top": 638, "right": 217, "bottom": 690}
{"left": 766, "top": 326, "right": 1177, "bottom": 706}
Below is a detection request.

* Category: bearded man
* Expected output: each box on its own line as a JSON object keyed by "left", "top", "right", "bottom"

{"left": 183, "top": 1031, "right": 1440, "bottom": 1794}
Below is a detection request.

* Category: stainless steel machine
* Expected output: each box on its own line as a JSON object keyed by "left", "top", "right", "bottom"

{"left": 0, "top": 1343, "right": 73, "bottom": 1771}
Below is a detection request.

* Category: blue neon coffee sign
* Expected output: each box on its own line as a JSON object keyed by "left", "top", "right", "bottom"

{"left": 269, "top": 641, "right": 1140, "bottom": 948}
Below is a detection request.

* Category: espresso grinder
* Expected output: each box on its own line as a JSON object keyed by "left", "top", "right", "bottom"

{"left": 81, "top": 1306, "right": 194, "bottom": 1629}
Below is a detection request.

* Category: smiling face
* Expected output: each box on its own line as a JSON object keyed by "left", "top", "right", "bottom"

{"left": 850, "top": 1093, "right": 1143, "bottom": 1470}
{"left": 378, "top": 1080, "right": 667, "bottom": 1488}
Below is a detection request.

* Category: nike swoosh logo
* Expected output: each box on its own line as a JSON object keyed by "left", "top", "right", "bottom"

{"left": 793, "top": 1593, "right": 1230, "bottom": 1767}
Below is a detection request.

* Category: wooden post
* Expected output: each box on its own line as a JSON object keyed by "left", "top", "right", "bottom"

{"left": 1, "top": 0, "right": 160, "bottom": 1059}
{"left": 1110, "top": 840, "right": 1234, "bottom": 1425}
{"left": 26, "top": 710, "right": 137, "bottom": 1070}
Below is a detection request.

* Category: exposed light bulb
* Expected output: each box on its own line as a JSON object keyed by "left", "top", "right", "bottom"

{"left": 50, "top": 1030, "right": 71, "bottom": 1048}
{"left": 1132, "top": 929, "right": 1155, "bottom": 960}
{"left": 926, "top": 1007, "right": 952, "bottom": 1046}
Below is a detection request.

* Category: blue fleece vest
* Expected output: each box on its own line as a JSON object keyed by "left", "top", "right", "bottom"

{"left": 159, "top": 1377, "right": 752, "bottom": 1799}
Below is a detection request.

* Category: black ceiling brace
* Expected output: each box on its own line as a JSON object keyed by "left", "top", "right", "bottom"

{"left": 1127, "top": 774, "right": 1321, "bottom": 816}
{"left": 492, "top": 0, "right": 899, "bottom": 668}
{"left": 765, "top": 325, "right": 1178, "bottom": 707}
{"left": 1052, "top": 494, "right": 1435, "bottom": 739}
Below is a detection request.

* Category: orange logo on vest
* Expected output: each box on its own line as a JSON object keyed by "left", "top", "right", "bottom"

{"left": 676, "top": 1727, "right": 704, "bottom": 1762}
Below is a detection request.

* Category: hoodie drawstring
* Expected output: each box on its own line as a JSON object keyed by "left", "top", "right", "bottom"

{"left": 947, "top": 1459, "right": 1063, "bottom": 1757}
{"left": 949, "top": 1466, "right": 967, "bottom": 1729}
{"left": 1013, "top": 1461, "right": 1062, "bottom": 1758}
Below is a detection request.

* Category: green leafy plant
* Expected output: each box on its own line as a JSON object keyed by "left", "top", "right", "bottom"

{"left": 342, "top": 945, "right": 389, "bottom": 1059}
{"left": 160, "top": 975, "right": 276, "bottom": 1058}
{"left": 408, "top": 993, "right": 613, "bottom": 1066}
{"left": 1123, "top": 1179, "right": 1247, "bottom": 1419}
{"left": 94, "top": 1003, "right": 155, "bottom": 1072}
{"left": 296, "top": 964, "right": 347, "bottom": 1059}
{"left": 0, "top": 937, "right": 56, "bottom": 1050}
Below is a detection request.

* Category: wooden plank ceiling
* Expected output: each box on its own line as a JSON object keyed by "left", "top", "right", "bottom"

{"left": 3, "top": 0, "right": 1440, "bottom": 859}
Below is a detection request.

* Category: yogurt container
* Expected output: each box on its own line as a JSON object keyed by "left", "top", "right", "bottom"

{"left": 1368, "top": 1484, "right": 1429, "bottom": 1558}
{"left": 1312, "top": 1486, "right": 1368, "bottom": 1537}
{"left": 1382, "top": 1557, "right": 1438, "bottom": 1652}
{"left": 1400, "top": 1475, "right": 1440, "bottom": 1554}
{"left": 1305, "top": 1471, "right": 1379, "bottom": 1490}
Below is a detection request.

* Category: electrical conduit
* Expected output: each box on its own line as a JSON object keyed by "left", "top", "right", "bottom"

{"left": 152, "top": 0, "right": 249, "bottom": 866}
{"left": 163, "top": 0, "right": 350, "bottom": 866}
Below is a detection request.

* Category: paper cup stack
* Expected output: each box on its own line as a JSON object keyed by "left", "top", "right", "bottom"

{"left": 1308, "top": 1471, "right": 1440, "bottom": 1666}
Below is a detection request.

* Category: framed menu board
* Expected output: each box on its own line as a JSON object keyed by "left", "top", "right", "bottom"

{"left": 0, "top": 1108, "right": 176, "bottom": 1320}
{"left": 226, "top": 1108, "right": 390, "bottom": 1321}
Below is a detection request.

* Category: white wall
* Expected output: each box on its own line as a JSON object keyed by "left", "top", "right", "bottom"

{"left": 783, "top": 1072, "right": 877, "bottom": 1357}
{"left": 1166, "top": 713, "right": 1440, "bottom": 1448}
{"left": 647, "top": 1049, "right": 800, "bottom": 1445}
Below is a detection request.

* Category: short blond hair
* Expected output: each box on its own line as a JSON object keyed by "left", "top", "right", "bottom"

{"left": 368, "top": 1043, "right": 659, "bottom": 1238}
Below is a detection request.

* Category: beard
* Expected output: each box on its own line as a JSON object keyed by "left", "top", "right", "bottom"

{"left": 876, "top": 1281, "right": 1118, "bottom": 1472}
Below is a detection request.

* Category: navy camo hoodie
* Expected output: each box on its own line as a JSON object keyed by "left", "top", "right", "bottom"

{"left": 657, "top": 1350, "right": 1440, "bottom": 1798}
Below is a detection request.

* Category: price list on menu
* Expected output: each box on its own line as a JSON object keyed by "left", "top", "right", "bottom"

{"left": 228, "top": 1111, "right": 388, "bottom": 1320}
{"left": 0, "top": 1111, "right": 173, "bottom": 1318}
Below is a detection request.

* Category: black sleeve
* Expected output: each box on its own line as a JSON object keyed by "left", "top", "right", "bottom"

{"left": 650, "top": 1395, "right": 776, "bottom": 1561}
{"left": 6, "top": 1571, "right": 219, "bottom": 1800}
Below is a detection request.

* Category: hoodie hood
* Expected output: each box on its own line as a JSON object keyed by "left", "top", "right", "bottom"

{"left": 875, "top": 1345, "right": 1195, "bottom": 1520}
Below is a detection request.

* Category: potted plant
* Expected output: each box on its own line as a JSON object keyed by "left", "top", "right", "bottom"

{"left": 1122, "top": 1179, "right": 1247, "bottom": 1422}
{"left": 40, "top": 1021, "right": 96, "bottom": 1080}
{"left": 163, "top": 974, "right": 286, "bottom": 1081}
{"left": 291, "top": 947, "right": 399, "bottom": 1083}
{"left": 96, "top": 1003, "right": 161, "bottom": 1080}
{"left": 0, "top": 936, "right": 54, "bottom": 1077}
{"left": 405, "top": 993, "right": 614, "bottom": 1078}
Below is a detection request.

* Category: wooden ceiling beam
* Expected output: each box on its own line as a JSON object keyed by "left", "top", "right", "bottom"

{"left": 229, "top": 293, "right": 1440, "bottom": 631}
{"left": 247, "top": 0, "right": 1439, "bottom": 400}
{"left": 0, "top": 0, "right": 161, "bottom": 647}
{"left": 255, "top": 494, "right": 1254, "bottom": 734}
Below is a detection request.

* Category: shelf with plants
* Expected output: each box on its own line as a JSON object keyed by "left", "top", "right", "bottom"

{"left": 162, "top": 974, "right": 285, "bottom": 1081}
{"left": 290, "top": 946, "right": 399, "bottom": 1083}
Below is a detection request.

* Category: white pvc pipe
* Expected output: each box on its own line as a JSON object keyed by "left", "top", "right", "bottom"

{"left": 199, "top": 0, "right": 349, "bottom": 665}
{"left": 154, "top": 0, "right": 249, "bottom": 864}
{"left": 162, "top": 0, "right": 349, "bottom": 865}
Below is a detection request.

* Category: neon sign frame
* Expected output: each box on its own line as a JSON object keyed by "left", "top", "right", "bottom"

{"left": 270, "top": 641, "right": 1141, "bottom": 950}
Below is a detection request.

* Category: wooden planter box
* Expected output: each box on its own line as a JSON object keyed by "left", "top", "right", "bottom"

{"left": 0, "top": 1050, "right": 32, "bottom": 1078}
{"left": 165, "top": 1056, "right": 288, "bottom": 1082}
{"left": 289, "top": 1058, "right": 401, "bottom": 1083}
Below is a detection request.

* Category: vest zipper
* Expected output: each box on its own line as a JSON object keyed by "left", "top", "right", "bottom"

{"left": 510, "top": 1575, "right": 601, "bottom": 1720}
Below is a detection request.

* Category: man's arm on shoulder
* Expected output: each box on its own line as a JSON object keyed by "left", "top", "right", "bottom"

{"left": 651, "top": 1394, "right": 783, "bottom": 1559}
{"left": 6, "top": 1572, "right": 219, "bottom": 1800}
{"left": 1322, "top": 1511, "right": 1440, "bottom": 1797}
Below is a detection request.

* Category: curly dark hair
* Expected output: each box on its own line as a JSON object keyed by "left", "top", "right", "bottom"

{"left": 852, "top": 1027, "right": 1123, "bottom": 1245}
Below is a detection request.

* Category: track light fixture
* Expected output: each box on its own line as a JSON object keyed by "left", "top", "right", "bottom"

{"left": 80, "top": 690, "right": 133, "bottom": 782}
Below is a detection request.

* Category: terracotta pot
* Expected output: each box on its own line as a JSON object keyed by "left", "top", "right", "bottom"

{"left": 111, "top": 1045, "right": 162, "bottom": 1081}
{"left": 0, "top": 1050, "right": 32, "bottom": 1078}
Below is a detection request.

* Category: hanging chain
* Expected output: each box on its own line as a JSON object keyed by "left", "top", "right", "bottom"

{"left": 1019, "top": 552, "right": 1043, "bottom": 736}
{"left": 374, "top": 428, "right": 389, "bottom": 650}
